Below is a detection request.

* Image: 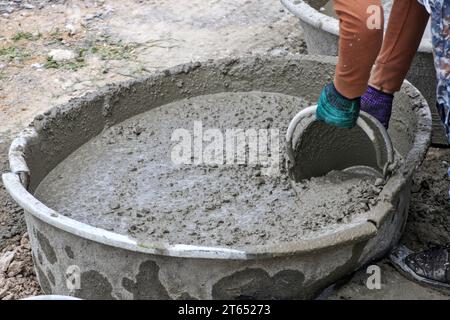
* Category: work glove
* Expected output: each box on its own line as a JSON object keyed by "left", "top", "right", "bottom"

{"left": 360, "top": 86, "right": 393, "bottom": 129}
{"left": 316, "top": 83, "right": 360, "bottom": 129}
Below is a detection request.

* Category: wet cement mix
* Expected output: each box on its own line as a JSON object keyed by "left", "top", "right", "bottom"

{"left": 35, "top": 91, "right": 384, "bottom": 249}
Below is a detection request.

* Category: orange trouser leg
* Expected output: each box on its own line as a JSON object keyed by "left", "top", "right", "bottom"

{"left": 370, "top": 0, "right": 429, "bottom": 93}
{"left": 333, "top": 0, "right": 384, "bottom": 99}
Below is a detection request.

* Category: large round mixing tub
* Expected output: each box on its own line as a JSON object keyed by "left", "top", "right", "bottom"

{"left": 281, "top": 0, "right": 447, "bottom": 146}
{"left": 3, "top": 55, "right": 431, "bottom": 299}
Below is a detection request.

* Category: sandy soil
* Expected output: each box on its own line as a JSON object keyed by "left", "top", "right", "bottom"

{"left": 0, "top": 0, "right": 448, "bottom": 300}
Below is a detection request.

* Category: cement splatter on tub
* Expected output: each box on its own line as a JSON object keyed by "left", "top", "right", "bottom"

{"left": 34, "top": 91, "right": 383, "bottom": 249}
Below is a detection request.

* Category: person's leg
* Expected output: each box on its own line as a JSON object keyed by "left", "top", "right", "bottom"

{"left": 370, "top": 0, "right": 430, "bottom": 93}
{"left": 316, "top": 0, "right": 384, "bottom": 128}
{"left": 430, "top": 1, "right": 450, "bottom": 141}
{"left": 361, "top": 0, "right": 429, "bottom": 128}
{"left": 333, "top": 0, "right": 384, "bottom": 99}
{"left": 390, "top": 0, "right": 450, "bottom": 291}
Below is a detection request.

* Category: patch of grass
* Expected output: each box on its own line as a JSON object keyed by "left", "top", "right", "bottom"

{"left": 44, "top": 56, "right": 86, "bottom": 71}
{"left": 11, "top": 31, "right": 41, "bottom": 41}
{"left": 43, "top": 56, "right": 59, "bottom": 69}
{"left": 0, "top": 46, "right": 30, "bottom": 62}
{"left": 44, "top": 47, "right": 88, "bottom": 71}
{"left": 49, "top": 28, "right": 62, "bottom": 39}
{"left": 92, "top": 41, "right": 135, "bottom": 60}
{"left": 46, "top": 28, "right": 64, "bottom": 44}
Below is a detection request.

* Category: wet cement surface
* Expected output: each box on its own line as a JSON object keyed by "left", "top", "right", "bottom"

{"left": 34, "top": 91, "right": 382, "bottom": 248}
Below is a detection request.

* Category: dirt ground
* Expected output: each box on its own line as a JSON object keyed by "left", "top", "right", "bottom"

{"left": 328, "top": 147, "right": 450, "bottom": 300}
{"left": 0, "top": 0, "right": 448, "bottom": 300}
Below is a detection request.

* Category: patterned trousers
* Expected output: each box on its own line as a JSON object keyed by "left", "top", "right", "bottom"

{"left": 418, "top": 0, "right": 450, "bottom": 142}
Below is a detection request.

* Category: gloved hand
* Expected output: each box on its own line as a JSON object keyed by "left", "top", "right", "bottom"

{"left": 360, "top": 86, "right": 394, "bottom": 129}
{"left": 316, "top": 83, "right": 361, "bottom": 129}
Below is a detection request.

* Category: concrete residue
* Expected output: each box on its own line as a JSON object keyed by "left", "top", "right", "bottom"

{"left": 34, "top": 91, "right": 385, "bottom": 249}
{"left": 211, "top": 268, "right": 306, "bottom": 299}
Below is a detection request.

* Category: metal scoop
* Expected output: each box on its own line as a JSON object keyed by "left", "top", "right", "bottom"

{"left": 286, "top": 105, "right": 395, "bottom": 181}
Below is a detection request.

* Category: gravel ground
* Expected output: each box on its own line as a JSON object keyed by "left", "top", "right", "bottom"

{"left": 0, "top": 1, "right": 65, "bottom": 15}
{"left": 0, "top": 0, "right": 448, "bottom": 300}
{"left": 0, "top": 233, "right": 41, "bottom": 299}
